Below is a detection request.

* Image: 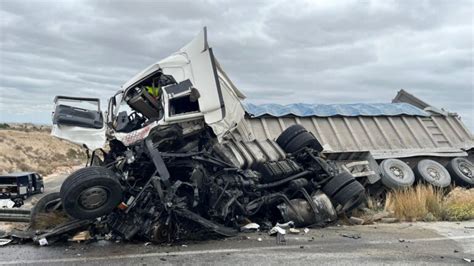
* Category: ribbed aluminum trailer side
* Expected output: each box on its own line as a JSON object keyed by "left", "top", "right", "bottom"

{"left": 244, "top": 113, "right": 473, "bottom": 160}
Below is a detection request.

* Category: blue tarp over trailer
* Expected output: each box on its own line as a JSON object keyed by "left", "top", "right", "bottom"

{"left": 243, "top": 102, "right": 429, "bottom": 118}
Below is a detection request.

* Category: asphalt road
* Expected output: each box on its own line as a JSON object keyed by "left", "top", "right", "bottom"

{"left": 0, "top": 221, "right": 473, "bottom": 265}
{"left": 2, "top": 174, "right": 473, "bottom": 265}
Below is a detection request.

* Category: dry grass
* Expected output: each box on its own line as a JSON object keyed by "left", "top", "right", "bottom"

{"left": 0, "top": 126, "right": 86, "bottom": 176}
{"left": 385, "top": 185, "right": 474, "bottom": 222}
{"left": 442, "top": 187, "right": 474, "bottom": 221}
{"left": 32, "top": 212, "right": 71, "bottom": 230}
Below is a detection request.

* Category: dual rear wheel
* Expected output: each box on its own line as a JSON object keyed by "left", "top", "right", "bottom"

{"left": 276, "top": 124, "right": 323, "bottom": 153}
{"left": 322, "top": 172, "right": 366, "bottom": 212}
{"left": 277, "top": 125, "right": 365, "bottom": 212}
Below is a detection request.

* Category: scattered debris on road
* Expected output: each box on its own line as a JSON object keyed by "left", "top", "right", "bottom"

{"left": 70, "top": 231, "right": 91, "bottom": 242}
{"left": 241, "top": 223, "right": 260, "bottom": 232}
{"left": 341, "top": 233, "right": 361, "bottom": 239}
{"left": 0, "top": 238, "right": 12, "bottom": 246}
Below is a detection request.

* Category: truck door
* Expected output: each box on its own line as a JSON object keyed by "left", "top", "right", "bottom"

{"left": 51, "top": 96, "right": 107, "bottom": 150}
{"left": 17, "top": 176, "right": 28, "bottom": 198}
{"left": 34, "top": 174, "right": 44, "bottom": 192}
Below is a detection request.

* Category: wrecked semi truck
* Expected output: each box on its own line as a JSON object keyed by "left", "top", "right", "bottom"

{"left": 50, "top": 28, "right": 473, "bottom": 242}
{"left": 50, "top": 28, "right": 363, "bottom": 242}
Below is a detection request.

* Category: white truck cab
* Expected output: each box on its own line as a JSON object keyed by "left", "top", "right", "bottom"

{"left": 52, "top": 28, "right": 246, "bottom": 149}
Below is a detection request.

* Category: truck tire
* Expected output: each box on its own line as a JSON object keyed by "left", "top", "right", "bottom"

{"left": 332, "top": 180, "right": 365, "bottom": 212}
{"left": 414, "top": 159, "right": 451, "bottom": 188}
{"left": 60, "top": 167, "right": 123, "bottom": 220}
{"left": 30, "top": 192, "right": 62, "bottom": 228}
{"left": 276, "top": 125, "right": 307, "bottom": 150}
{"left": 446, "top": 157, "right": 473, "bottom": 187}
{"left": 284, "top": 131, "right": 323, "bottom": 153}
{"left": 322, "top": 172, "right": 355, "bottom": 198}
{"left": 380, "top": 159, "right": 415, "bottom": 189}
{"left": 59, "top": 166, "right": 110, "bottom": 197}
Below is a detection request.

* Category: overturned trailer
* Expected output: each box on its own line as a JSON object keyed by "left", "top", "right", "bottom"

{"left": 46, "top": 28, "right": 473, "bottom": 243}
{"left": 242, "top": 92, "right": 474, "bottom": 189}
{"left": 244, "top": 92, "right": 473, "bottom": 160}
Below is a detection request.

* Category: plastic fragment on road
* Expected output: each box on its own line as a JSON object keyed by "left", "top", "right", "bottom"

{"left": 70, "top": 231, "right": 91, "bottom": 242}
{"left": 276, "top": 221, "right": 294, "bottom": 229}
{"left": 0, "top": 239, "right": 12, "bottom": 246}
{"left": 269, "top": 226, "right": 286, "bottom": 236}
{"left": 38, "top": 238, "right": 48, "bottom": 246}
{"left": 303, "top": 228, "right": 310, "bottom": 234}
{"left": 241, "top": 223, "right": 260, "bottom": 232}
{"left": 0, "top": 199, "right": 15, "bottom": 209}
{"left": 349, "top": 216, "right": 364, "bottom": 225}
{"left": 340, "top": 233, "right": 361, "bottom": 239}
{"left": 289, "top": 228, "right": 300, "bottom": 234}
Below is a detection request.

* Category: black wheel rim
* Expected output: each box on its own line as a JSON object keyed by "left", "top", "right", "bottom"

{"left": 78, "top": 186, "right": 109, "bottom": 210}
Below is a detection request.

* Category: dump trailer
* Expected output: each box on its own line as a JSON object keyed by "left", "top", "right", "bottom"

{"left": 243, "top": 93, "right": 473, "bottom": 160}
{"left": 48, "top": 28, "right": 473, "bottom": 243}
{"left": 240, "top": 92, "right": 474, "bottom": 189}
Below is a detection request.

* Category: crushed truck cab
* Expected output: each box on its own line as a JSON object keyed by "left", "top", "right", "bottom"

{"left": 53, "top": 28, "right": 246, "bottom": 149}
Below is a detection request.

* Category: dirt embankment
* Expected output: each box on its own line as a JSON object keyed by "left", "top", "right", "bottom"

{"left": 0, "top": 123, "right": 86, "bottom": 175}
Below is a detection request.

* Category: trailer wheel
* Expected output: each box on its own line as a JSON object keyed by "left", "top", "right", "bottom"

{"left": 414, "top": 159, "right": 451, "bottom": 188}
{"left": 322, "top": 172, "right": 355, "bottom": 198}
{"left": 276, "top": 125, "right": 307, "bottom": 150}
{"left": 332, "top": 180, "right": 366, "bottom": 212}
{"left": 32, "top": 192, "right": 62, "bottom": 214}
{"left": 31, "top": 192, "right": 62, "bottom": 228}
{"left": 446, "top": 157, "right": 473, "bottom": 187}
{"left": 60, "top": 166, "right": 123, "bottom": 220}
{"left": 284, "top": 131, "right": 323, "bottom": 153}
{"left": 380, "top": 159, "right": 415, "bottom": 189}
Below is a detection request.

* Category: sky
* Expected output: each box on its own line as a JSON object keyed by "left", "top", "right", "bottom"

{"left": 0, "top": 0, "right": 473, "bottom": 130}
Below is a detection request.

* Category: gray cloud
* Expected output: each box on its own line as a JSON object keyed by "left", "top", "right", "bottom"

{"left": 0, "top": 0, "right": 472, "bottom": 130}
